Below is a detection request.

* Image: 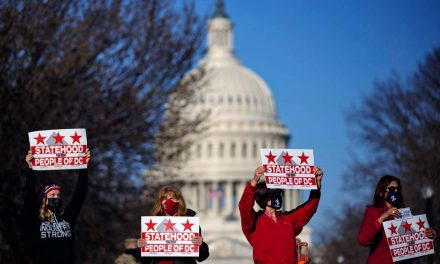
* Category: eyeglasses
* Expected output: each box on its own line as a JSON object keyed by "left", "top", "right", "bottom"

{"left": 386, "top": 186, "right": 401, "bottom": 192}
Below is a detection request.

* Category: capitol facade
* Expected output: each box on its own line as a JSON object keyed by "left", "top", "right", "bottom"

{"left": 171, "top": 1, "right": 312, "bottom": 263}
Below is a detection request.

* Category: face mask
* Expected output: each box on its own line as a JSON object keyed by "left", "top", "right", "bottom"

{"left": 162, "top": 199, "right": 179, "bottom": 215}
{"left": 386, "top": 190, "right": 401, "bottom": 206}
{"left": 47, "top": 198, "right": 63, "bottom": 215}
{"left": 268, "top": 193, "right": 283, "bottom": 210}
{"left": 125, "top": 248, "right": 140, "bottom": 259}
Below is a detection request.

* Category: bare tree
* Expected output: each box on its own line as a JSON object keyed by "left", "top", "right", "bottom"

{"left": 312, "top": 205, "right": 368, "bottom": 264}
{"left": 317, "top": 47, "right": 440, "bottom": 263}
{"left": 0, "top": 0, "right": 206, "bottom": 262}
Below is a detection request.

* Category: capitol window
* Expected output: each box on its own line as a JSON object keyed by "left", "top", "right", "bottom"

{"left": 253, "top": 142, "right": 258, "bottom": 158}
{"left": 219, "top": 142, "right": 224, "bottom": 157}
{"left": 242, "top": 142, "right": 247, "bottom": 158}
{"left": 207, "top": 143, "right": 213, "bottom": 158}
{"left": 230, "top": 142, "right": 236, "bottom": 157}
{"left": 196, "top": 144, "right": 202, "bottom": 158}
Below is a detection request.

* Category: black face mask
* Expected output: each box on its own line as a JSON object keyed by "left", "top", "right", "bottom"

{"left": 125, "top": 248, "right": 141, "bottom": 259}
{"left": 47, "top": 198, "right": 63, "bottom": 215}
{"left": 268, "top": 193, "right": 283, "bottom": 210}
{"left": 386, "top": 190, "right": 402, "bottom": 206}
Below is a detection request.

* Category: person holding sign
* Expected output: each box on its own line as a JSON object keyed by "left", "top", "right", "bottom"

{"left": 239, "top": 166, "right": 324, "bottom": 263}
{"left": 23, "top": 149, "right": 90, "bottom": 264}
{"left": 358, "top": 175, "right": 437, "bottom": 263}
{"left": 137, "top": 186, "right": 209, "bottom": 263}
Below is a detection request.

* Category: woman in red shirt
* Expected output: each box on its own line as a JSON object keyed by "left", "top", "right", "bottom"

{"left": 137, "top": 186, "right": 209, "bottom": 264}
{"left": 358, "top": 175, "right": 437, "bottom": 263}
{"left": 239, "top": 166, "right": 323, "bottom": 264}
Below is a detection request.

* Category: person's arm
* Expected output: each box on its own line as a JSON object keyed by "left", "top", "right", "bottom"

{"left": 288, "top": 167, "right": 323, "bottom": 235}
{"left": 289, "top": 189, "right": 321, "bottom": 235}
{"left": 23, "top": 150, "right": 38, "bottom": 229}
{"left": 238, "top": 167, "right": 263, "bottom": 244}
{"left": 357, "top": 207, "right": 382, "bottom": 246}
{"left": 24, "top": 169, "right": 38, "bottom": 225}
{"left": 195, "top": 226, "right": 209, "bottom": 262}
{"left": 358, "top": 206, "right": 400, "bottom": 246}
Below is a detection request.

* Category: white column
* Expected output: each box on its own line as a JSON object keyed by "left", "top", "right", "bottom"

{"left": 223, "top": 181, "right": 233, "bottom": 216}
{"left": 293, "top": 190, "right": 300, "bottom": 207}
{"left": 210, "top": 181, "right": 219, "bottom": 216}
{"left": 190, "top": 182, "right": 198, "bottom": 211}
{"left": 284, "top": 190, "right": 291, "bottom": 210}
{"left": 199, "top": 181, "right": 206, "bottom": 213}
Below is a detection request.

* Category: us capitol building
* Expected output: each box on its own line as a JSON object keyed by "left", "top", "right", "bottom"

{"left": 158, "top": 1, "right": 312, "bottom": 263}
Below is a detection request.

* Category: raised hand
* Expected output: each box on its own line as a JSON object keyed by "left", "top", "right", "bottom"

{"left": 251, "top": 166, "right": 265, "bottom": 187}
{"left": 26, "top": 150, "right": 34, "bottom": 168}
{"left": 137, "top": 239, "right": 148, "bottom": 248}
{"left": 85, "top": 148, "right": 91, "bottom": 164}
{"left": 314, "top": 167, "right": 324, "bottom": 189}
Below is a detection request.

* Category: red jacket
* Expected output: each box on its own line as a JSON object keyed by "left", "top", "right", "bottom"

{"left": 358, "top": 205, "right": 395, "bottom": 264}
{"left": 239, "top": 183, "right": 320, "bottom": 264}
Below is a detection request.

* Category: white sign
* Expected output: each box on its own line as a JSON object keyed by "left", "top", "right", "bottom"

{"left": 260, "top": 149, "right": 316, "bottom": 190}
{"left": 28, "top": 129, "right": 87, "bottom": 170}
{"left": 141, "top": 216, "right": 200, "bottom": 257}
{"left": 383, "top": 214, "right": 434, "bottom": 262}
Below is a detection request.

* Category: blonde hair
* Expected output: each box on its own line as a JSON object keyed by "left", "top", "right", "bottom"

{"left": 39, "top": 196, "right": 54, "bottom": 221}
{"left": 38, "top": 196, "right": 64, "bottom": 221}
{"left": 151, "top": 186, "right": 187, "bottom": 216}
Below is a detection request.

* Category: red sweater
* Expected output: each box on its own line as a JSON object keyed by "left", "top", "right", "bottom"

{"left": 239, "top": 183, "right": 320, "bottom": 264}
{"left": 358, "top": 205, "right": 394, "bottom": 264}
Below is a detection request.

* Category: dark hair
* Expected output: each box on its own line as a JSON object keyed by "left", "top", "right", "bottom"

{"left": 254, "top": 182, "right": 283, "bottom": 209}
{"left": 373, "top": 175, "right": 404, "bottom": 208}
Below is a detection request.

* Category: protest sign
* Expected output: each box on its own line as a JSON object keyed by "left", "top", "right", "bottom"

{"left": 260, "top": 149, "right": 316, "bottom": 190}
{"left": 28, "top": 129, "right": 87, "bottom": 170}
{"left": 383, "top": 214, "right": 435, "bottom": 262}
{"left": 141, "top": 216, "right": 200, "bottom": 257}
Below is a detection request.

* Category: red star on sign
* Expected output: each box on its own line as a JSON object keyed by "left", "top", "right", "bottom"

{"left": 388, "top": 223, "right": 398, "bottom": 235}
{"left": 402, "top": 221, "right": 412, "bottom": 233}
{"left": 34, "top": 133, "right": 46, "bottom": 145}
{"left": 145, "top": 219, "right": 157, "bottom": 231}
{"left": 70, "top": 131, "right": 82, "bottom": 144}
{"left": 298, "top": 152, "right": 309, "bottom": 164}
{"left": 53, "top": 132, "right": 65, "bottom": 144}
{"left": 182, "top": 219, "right": 194, "bottom": 231}
{"left": 265, "top": 151, "right": 276, "bottom": 163}
{"left": 416, "top": 218, "right": 426, "bottom": 231}
{"left": 164, "top": 219, "right": 176, "bottom": 231}
{"left": 282, "top": 152, "right": 293, "bottom": 164}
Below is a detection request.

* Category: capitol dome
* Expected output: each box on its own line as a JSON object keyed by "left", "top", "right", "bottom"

{"left": 169, "top": 1, "right": 310, "bottom": 262}
{"left": 197, "top": 65, "right": 278, "bottom": 119}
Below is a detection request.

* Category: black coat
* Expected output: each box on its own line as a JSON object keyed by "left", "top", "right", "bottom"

{"left": 23, "top": 169, "right": 88, "bottom": 264}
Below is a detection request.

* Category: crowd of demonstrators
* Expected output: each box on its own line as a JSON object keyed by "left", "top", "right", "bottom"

{"left": 239, "top": 166, "right": 324, "bottom": 263}
{"left": 24, "top": 149, "right": 90, "bottom": 264}
{"left": 23, "top": 144, "right": 438, "bottom": 264}
{"left": 358, "top": 175, "right": 437, "bottom": 264}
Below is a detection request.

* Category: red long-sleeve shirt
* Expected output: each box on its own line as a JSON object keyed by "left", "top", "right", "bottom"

{"left": 239, "top": 183, "right": 320, "bottom": 264}
{"left": 358, "top": 205, "right": 394, "bottom": 264}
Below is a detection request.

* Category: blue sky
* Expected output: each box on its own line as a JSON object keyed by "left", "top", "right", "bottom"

{"left": 194, "top": 0, "right": 440, "bottom": 243}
